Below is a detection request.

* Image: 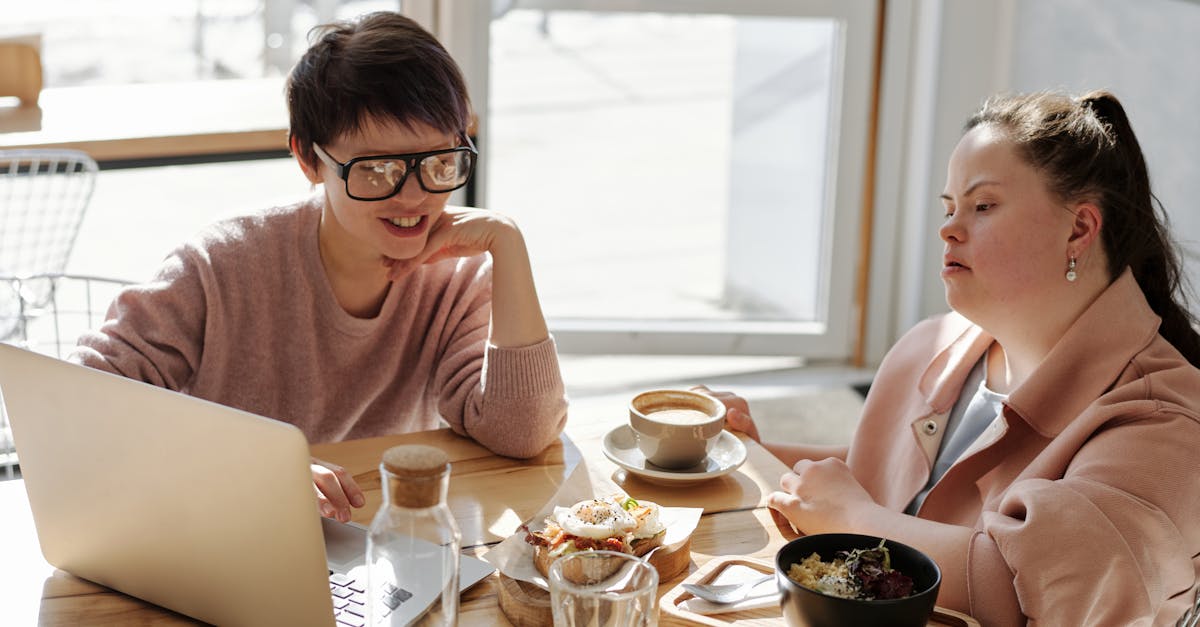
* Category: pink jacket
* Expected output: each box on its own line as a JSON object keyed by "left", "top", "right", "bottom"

{"left": 847, "top": 269, "right": 1200, "bottom": 626}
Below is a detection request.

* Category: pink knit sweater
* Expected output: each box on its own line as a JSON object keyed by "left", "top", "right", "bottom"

{"left": 71, "top": 198, "right": 567, "bottom": 457}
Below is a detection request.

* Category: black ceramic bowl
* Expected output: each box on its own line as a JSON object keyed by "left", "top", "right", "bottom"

{"left": 775, "top": 533, "right": 941, "bottom": 627}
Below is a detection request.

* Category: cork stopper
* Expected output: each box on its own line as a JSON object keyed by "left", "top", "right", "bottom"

{"left": 381, "top": 445, "right": 450, "bottom": 508}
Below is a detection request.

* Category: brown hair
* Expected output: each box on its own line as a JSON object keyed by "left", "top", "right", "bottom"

{"left": 965, "top": 90, "right": 1200, "bottom": 366}
{"left": 285, "top": 11, "right": 472, "bottom": 169}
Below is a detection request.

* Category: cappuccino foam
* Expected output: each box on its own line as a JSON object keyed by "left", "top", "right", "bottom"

{"left": 648, "top": 408, "right": 713, "bottom": 425}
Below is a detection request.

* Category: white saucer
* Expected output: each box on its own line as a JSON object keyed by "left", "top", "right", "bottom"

{"left": 602, "top": 424, "right": 748, "bottom": 485}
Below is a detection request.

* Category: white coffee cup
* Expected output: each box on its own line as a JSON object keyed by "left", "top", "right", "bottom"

{"left": 628, "top": 389, "right": 726, "bottom": 469}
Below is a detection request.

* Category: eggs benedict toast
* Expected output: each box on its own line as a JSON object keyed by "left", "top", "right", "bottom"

{"left": 523, "top": 495, "right": 667, "bottom": 584}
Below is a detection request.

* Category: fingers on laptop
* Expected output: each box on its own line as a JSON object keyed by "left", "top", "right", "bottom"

{"left": 310, "top": 458, "right": 366, "bottom": 522}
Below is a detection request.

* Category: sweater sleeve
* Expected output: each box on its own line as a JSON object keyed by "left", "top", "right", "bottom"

{"left": 69, "top": 246, "right": 209, "bottom": 390}
{"left": 472, "top": 338, "right": 568, "bottom": 457}
{"left": 432, "top": 258, "right": 567, "bottom": 459}
{"left": 966, "top": 410, "right": 1200, "bottom": 626}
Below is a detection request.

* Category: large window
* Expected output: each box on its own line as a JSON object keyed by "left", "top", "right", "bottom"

{"left": 425, "top": 0, "right": 878, "bottom": 358}
{"left": 5, "top": 0, "right": 879, "bottom": 361}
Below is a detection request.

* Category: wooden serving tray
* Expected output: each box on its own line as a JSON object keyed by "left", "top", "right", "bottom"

{"left": 660, "top": 556, "right": 980, "bottom": 627}
{"left": 497, "top": 535, "right": 693, "bottom": 626}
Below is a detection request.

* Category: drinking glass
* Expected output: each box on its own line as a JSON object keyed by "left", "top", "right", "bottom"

{"left": 548, "top": 550, "right": 659, "bottom": 627}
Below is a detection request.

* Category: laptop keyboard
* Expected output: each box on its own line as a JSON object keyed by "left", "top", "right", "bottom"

{"left": 328, "top": 571, "right": 409, "bottom": 627}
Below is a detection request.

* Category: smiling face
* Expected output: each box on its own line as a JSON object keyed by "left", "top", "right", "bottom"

{"left": 306, "top": 116, "right": 458, "bottom": 268}
{"left": 938, "top": 124, "right": 1078, "bottom": 331}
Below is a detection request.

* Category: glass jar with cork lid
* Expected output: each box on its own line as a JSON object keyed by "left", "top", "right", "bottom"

{"left": 367, "top": 444, "right": 461, "bottom": 626}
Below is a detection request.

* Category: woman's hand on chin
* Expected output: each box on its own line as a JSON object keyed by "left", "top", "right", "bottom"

{"left": 383, "top": 208, "right": 516, "bottom": 281}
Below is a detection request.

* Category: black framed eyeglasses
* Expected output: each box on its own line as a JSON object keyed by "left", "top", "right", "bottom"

{"left": 312, "top": 134, "right": 477, "bottom": 200}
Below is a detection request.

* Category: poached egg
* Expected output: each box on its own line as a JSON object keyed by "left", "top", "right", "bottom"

{"left": 552, "top": 498, "right": 637, "bottom": 540}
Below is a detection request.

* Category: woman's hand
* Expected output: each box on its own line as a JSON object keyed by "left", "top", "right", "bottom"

{"left": 384, "top": 207, "right": 516, "bottom": 280}
{"left": 690, "top": 384, "right": 761, "bottom": 443}
{"left": 384, "top": 206, "right": 549, "bottom": 348}
{"left": 311, "top": 457, "right": 365, "bottom": 523}
{"left": 767, "top": 457, "right": 884, "bottom": 535}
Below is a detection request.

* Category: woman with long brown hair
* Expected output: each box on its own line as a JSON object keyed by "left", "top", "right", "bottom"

{"left": 702, "top": 90, "right": 1200, "bottom": 625}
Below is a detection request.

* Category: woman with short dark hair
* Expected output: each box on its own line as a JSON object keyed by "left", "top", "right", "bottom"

{"left": 73, "top": 12, "right": 567, "bottom": 523}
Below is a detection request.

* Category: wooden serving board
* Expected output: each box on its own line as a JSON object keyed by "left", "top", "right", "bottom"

{"left": 497, "top": 535, "right": 693, "bottom": 626}
{"left": 660, "top": 556, "right": 981, "bottom": 627}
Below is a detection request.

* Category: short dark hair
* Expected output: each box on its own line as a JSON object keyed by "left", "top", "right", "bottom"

{"left": 966, "top": 90, "right": 1200, "bottom": 366}
{"left": 285, "top": 11, "right": 472, "bottom": 169}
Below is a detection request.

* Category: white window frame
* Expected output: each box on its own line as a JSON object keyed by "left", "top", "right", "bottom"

{"left": 406, "top": 0, "right": 878, "bottom": 359}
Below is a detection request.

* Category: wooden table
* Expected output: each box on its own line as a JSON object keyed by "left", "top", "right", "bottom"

{"left": 0, "top": 78, "right": 289, "bottom": 167}
{"left": 0, "top": 397, "right": 799, "bottom": 625}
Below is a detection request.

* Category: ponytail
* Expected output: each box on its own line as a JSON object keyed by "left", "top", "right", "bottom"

{"left": 1079, "top": 91, "right": 1200, "bottom": 367}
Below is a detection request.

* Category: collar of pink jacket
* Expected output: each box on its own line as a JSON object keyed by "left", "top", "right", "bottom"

{"left": 915, "top": 267, "right": 1157, "bottom": 438}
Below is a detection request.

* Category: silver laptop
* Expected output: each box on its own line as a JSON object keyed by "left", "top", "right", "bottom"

{"left": 0, "top": 343, "right": 493, "bottom": 627}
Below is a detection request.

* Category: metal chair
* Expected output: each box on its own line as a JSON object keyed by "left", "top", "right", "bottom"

{"left": 1179, "top": 586, "right": 1200, "bottom": 627}
{"left": 0, "top": 149, "right": 129, "bottom": 479}
{"left": 0, "top": 149, "right": 100, "bottom": 350}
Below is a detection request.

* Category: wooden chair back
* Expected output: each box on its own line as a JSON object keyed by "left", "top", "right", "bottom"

{"left": 0, "top": 40, "right": 44, "bottom": 108}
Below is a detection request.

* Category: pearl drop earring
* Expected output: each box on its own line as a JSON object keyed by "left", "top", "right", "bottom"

{"left": 1066, "top": 257, "right": 1077, "bottom": 282}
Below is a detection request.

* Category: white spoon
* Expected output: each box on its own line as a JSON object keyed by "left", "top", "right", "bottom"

{"left": 682, "top": 573, "right": 775, "bottom": 604}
